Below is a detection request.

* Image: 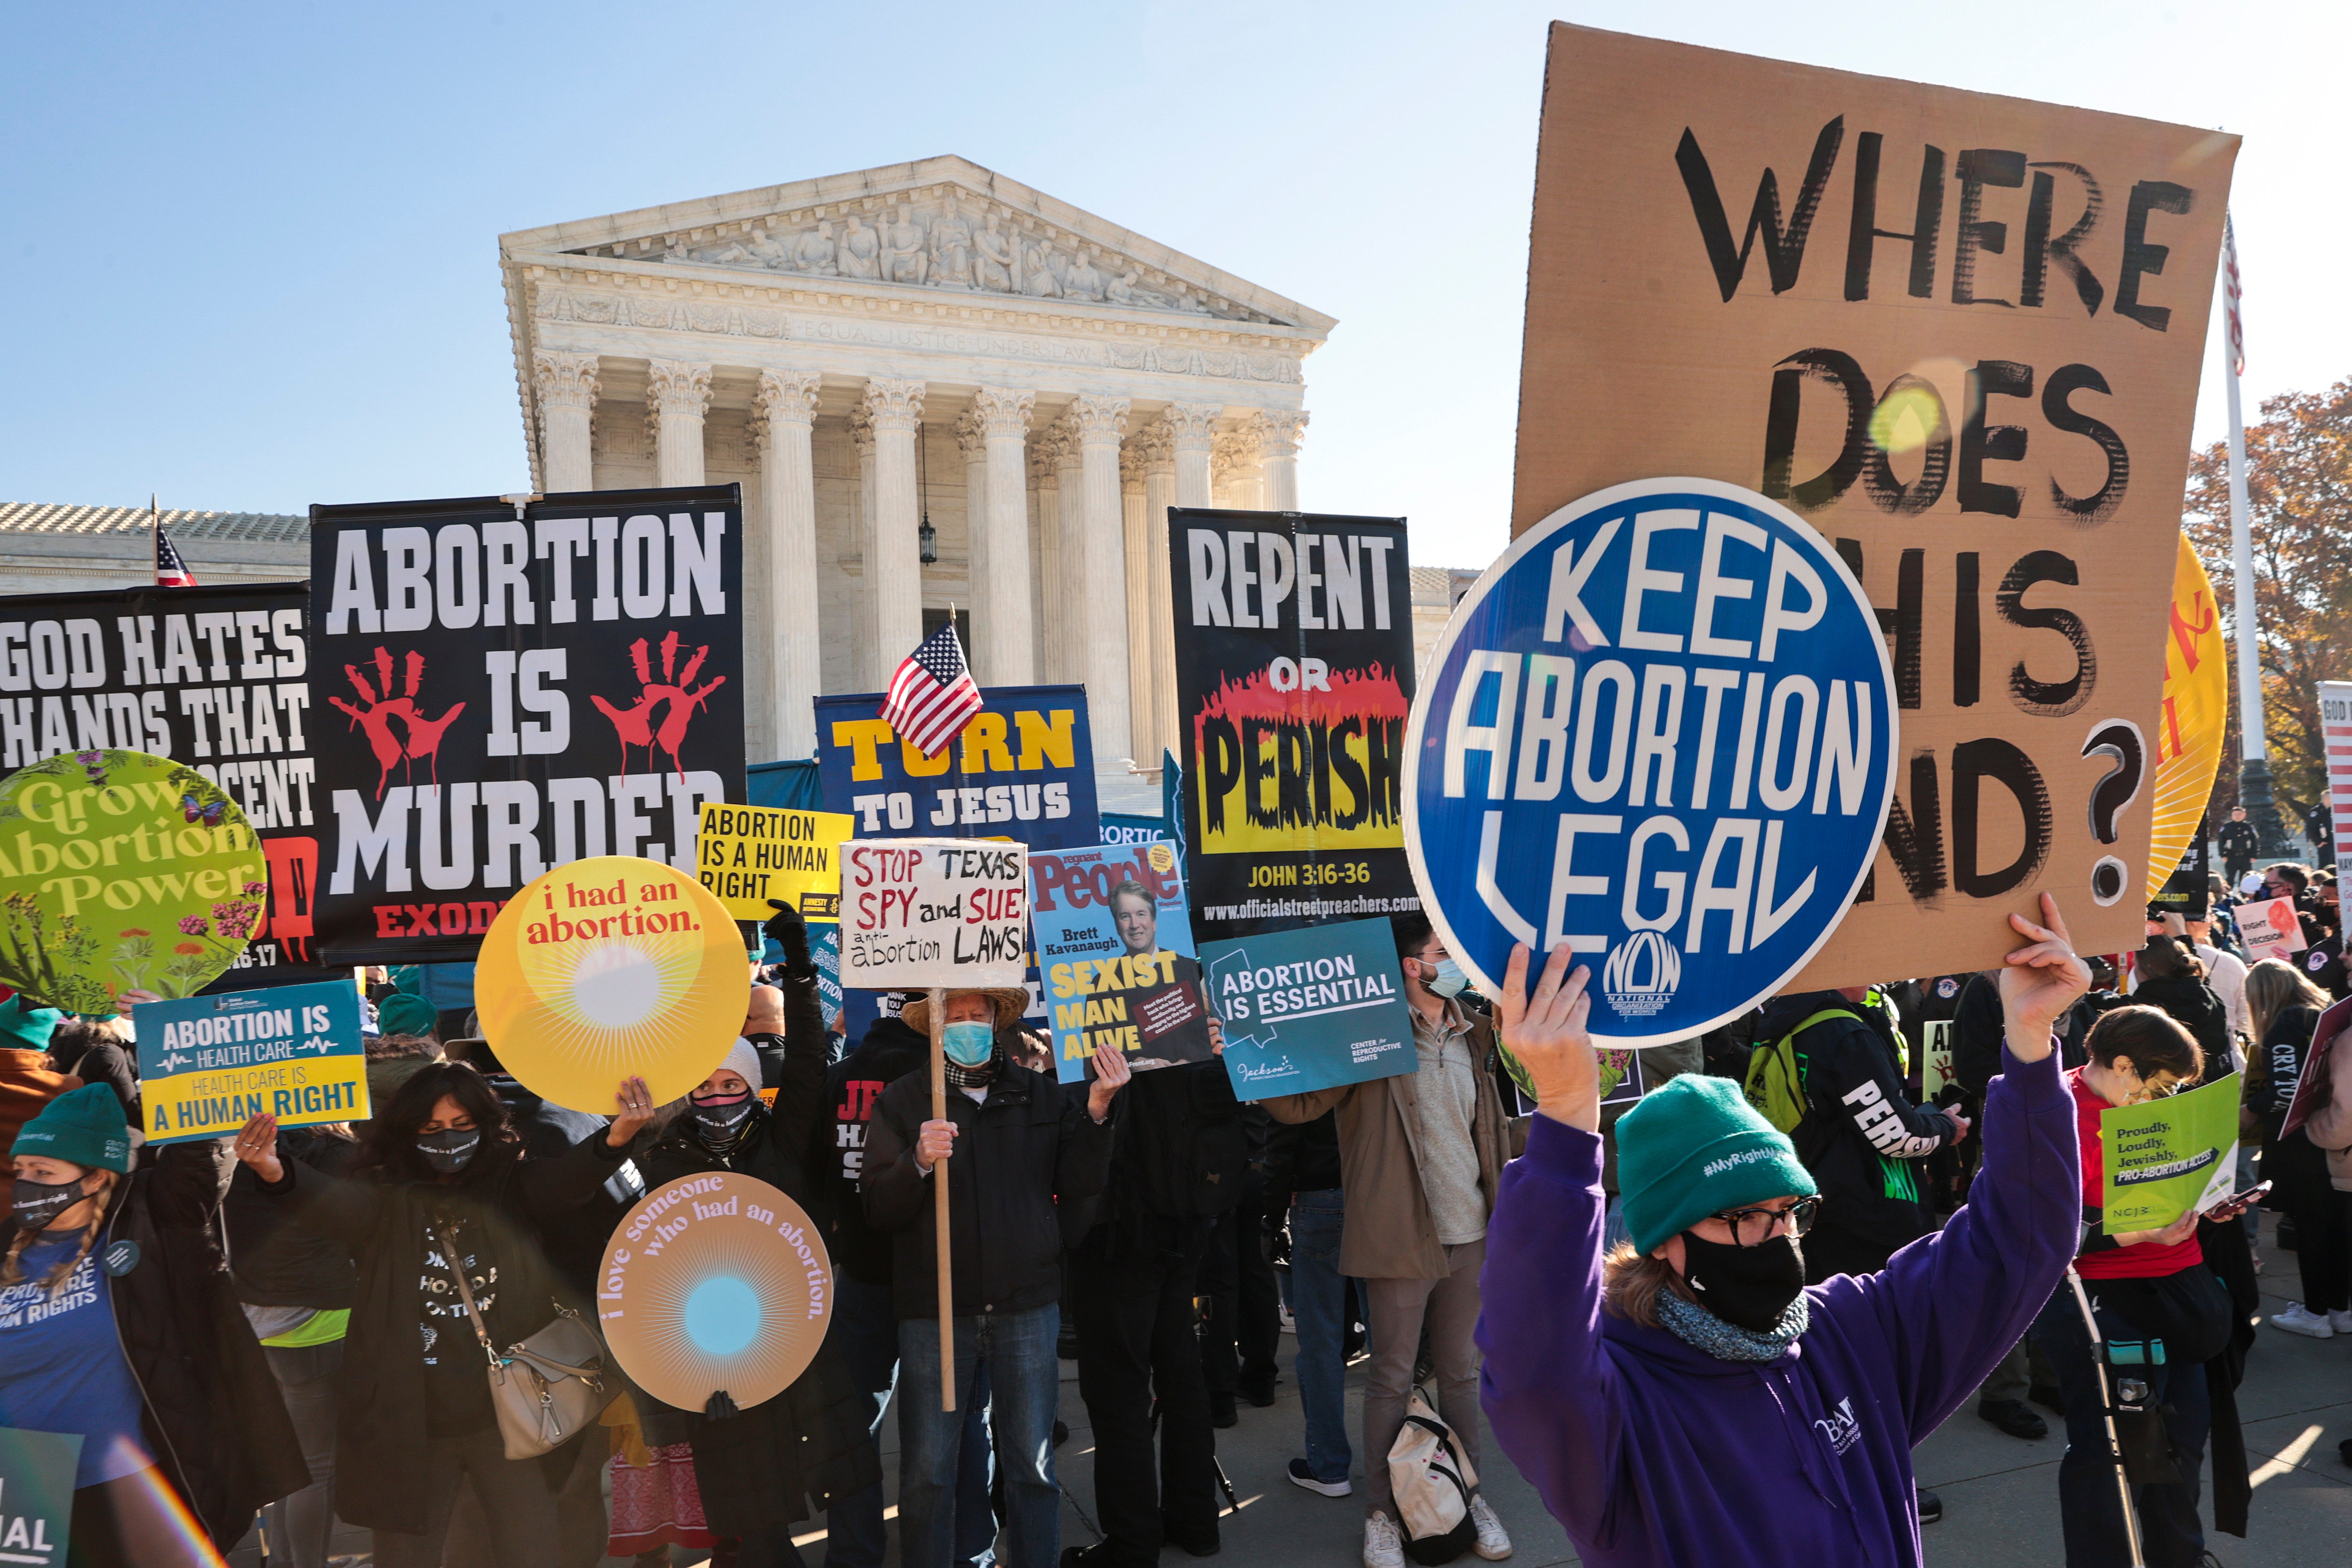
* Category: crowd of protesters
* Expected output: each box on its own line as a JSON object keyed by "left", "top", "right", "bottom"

{"left": 6, "top": 858, "right": 2352, "bottom": 1568}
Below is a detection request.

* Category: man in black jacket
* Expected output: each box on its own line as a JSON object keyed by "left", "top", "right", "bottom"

{"left": 1757, "top": 989, "right": 1965, "bottom": 1282}
{"left": 2219, "top": 806, "right": 2261, "bottom": 884}
{"left": 864, "top": 988, "right": 1126, "bottom": 1568}
{"left": 814, "top": 1010, "right": 997, "bottom": 1568}
{"left": 1065, "top": 1052, "right": 1246, "bottom": 1567}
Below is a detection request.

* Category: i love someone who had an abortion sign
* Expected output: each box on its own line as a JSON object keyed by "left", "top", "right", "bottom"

{"left": 1409, "top": 480, "right": 1894, "bottom": 1043}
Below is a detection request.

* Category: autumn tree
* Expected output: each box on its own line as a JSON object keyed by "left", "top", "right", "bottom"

{"left": 2183, "top": 377, "right": 2352, "bottom": 828}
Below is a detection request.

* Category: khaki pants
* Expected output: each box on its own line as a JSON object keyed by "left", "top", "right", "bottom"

{"left": 1362, "top": 1237, "right": 1486, "bottom": 1518}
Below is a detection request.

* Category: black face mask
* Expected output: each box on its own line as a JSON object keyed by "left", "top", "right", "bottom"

{"left": 1677, "top": 1230, "right": 1807, "bottom": 1332}
{"left": 414, "top": 1128, "right": 480, "bottom": 1175}
{"left": 11, "top": 1175, "right": 88, "bottom": 1232}
{"left": 690, "top": 1095, "right": 755, "bottom": 1146}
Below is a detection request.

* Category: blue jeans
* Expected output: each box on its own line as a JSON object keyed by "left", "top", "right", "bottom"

{"left": 1288, "top": 1190, "right": 1352, "bottom": 1486}
{"left": 897, "top": 1306, "right": 1060, "bottom": 1568}
{"left": 826, "top": 1278, "right": 995, "bottom": 1568}
{"left": 2030, "top": 1286, "right": 2212, "bottom": 1567}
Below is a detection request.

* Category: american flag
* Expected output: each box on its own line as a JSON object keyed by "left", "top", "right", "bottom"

{"left": 153, "top": 497, "right": 196, "bottom": 587}
{"left": 2223, "top": 211, "right": 2246, "bottom": 379}
{"left": 882, "top": 622, "right": 982, "bottom": 757}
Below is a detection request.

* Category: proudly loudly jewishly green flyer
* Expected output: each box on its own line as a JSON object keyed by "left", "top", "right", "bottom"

{"left": 0, "top": 750, "right": 266, "bottom": 1013}
{"left": 2101, "top": 1071, "right": 2242, "bottom": 1234}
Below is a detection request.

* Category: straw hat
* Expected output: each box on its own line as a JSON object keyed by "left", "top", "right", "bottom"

{"left": 898, "top": 988, "right": 1032, "bottom": 1036}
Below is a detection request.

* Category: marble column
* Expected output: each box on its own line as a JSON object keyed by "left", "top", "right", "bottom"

{"left": 1120, "top": 444, "right": 1153, "bottom": 765}
{"left": 863, "top": 378, "right": 927, "bottom": 681}
{"left": 969, "top": 387, "right": 1036, "bottom": 686}
{"left": 1257, "top": 410, "right": 1308, "bottom": 512}
{"left": 956, "top": 412, "right": 989, "bottom": 651}
{"left": 1053, "top": 418, "right": 1089, "bottom": 685}
{"left": 1032, "top": 434, "right": 1064, "bottom": 684}
{"left": 754, "top": 369, "right": 822, "bottom": 758}
{"left": 533, "top": 351, "right": 599, "bottom": 493}
{"left": 849, "top": 407, "right": 878, "bottom": 688}
{"left": 1072, "top": 396, "right": 1132, "bottom": 763}
{"left": 646, "top": 360, "right": 713, "bottom": 487}
{"left": 1138, "top": 421, "right": 1178, "bottom": 767}
{"left": 1155, "top": 404, "right": 1221, "bottom": 764}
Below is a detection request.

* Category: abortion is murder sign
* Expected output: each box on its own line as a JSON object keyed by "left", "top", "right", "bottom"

{"left": 1512, "top": 25, "right": 2235, "bottom": 978}
{"left": 309, "top": 486, "right": 745, "bottom": 964}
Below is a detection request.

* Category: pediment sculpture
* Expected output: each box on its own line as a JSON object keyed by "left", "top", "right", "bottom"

{"left": 593, "top": 190, "right": 1247, "bottom": 321}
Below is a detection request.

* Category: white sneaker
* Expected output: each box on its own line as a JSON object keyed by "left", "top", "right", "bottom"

{"left": 1363, "top": 1510, "right": 1405, "bottom": 1568}
{"left": 2329, "top": 1308, "right": 2352, "bottom": 1334}
{"left": 2269, "top": 1303, "right": 2336, "bottom": 1339}
{"left": 1470, "top": 1495, "right": 1514, "bottom": 1560}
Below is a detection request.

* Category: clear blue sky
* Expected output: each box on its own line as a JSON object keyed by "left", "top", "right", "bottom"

{"left": 3, "top": 1, "right": 2339, "bottom": 568}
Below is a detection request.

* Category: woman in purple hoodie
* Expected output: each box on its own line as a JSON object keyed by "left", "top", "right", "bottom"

{"left": 1478, "top": 895, "right": 2089, "bottom": 1567}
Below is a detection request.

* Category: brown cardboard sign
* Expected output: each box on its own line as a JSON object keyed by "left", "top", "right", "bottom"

{"left": 1512, "top": 23, "right": 2236, "bottom": 980}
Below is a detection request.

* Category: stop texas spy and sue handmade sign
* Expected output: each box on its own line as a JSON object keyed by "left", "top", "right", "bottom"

{"left": 838, "top": 838, "right": 1028, "bottom": 991}
{"left": 1512, "top": 25, "right": 2236, "bottom": 981}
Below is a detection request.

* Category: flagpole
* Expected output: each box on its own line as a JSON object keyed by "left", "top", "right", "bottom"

{"left": 2221, "top": 213, "right": 2291, "bottom": 857}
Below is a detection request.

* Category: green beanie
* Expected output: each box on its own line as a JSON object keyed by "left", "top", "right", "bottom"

{"left": 376, "top": 993, "right": 439, "bottom": 1038}
{"left": 0, "top": 993, "right": 64, "bottom": 1052}
{"left": 1615, "top": 1074, "right": 1816, "bottom": 1257}
{"left": 14, "top": 1083, "right": 133, "bottom": 1173}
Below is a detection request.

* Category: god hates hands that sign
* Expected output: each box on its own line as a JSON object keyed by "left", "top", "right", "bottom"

{"left": 1168, "top": 510, "right": 1420, "bottom": 943}
{"left": 1409, "top": 480, "right": 1896, "bottom": 1045}
{"left": 0, "top": 582, "right": 327, "bottom": 984}
{"left": 838, "top": 838, "right": 1028, "bottom": 990}
{"left": 308, "top": 486, "right": 745, "bottom": 965}
{"left": 1513, "top": 25, "right": 2235, "bottom": 980}
{"left": 815, "top": 686, "right": 1098, "bottom": 851}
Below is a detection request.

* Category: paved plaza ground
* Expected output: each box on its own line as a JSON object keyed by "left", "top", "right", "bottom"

{"left": 242, "top": 1209, "right": 2351, "bottom": 1567}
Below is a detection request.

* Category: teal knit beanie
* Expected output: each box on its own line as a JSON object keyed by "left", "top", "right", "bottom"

{"left": 0, "top": 993, "right": 64, "bottom": 1052}
{"left": 13, "top": 1083, "right": 133, "bottom": 1173}
{"left": 376, "top": 993, "right": 439, "bottom": 1039}
{"left": 1616, "top": 1074, "right": 1816, "bottom": 1256}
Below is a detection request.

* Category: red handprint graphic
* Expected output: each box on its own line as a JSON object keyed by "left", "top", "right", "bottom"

{"left": 592, "top": 631, "right": 728, "bottom": 776}
{"left": 328, "top": 647, "right": 469, "bottom": 800}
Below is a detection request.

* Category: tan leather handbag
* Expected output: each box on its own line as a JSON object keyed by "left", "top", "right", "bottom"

{"left": 437, "top": 1224, "right": 617, "bottom": 1459}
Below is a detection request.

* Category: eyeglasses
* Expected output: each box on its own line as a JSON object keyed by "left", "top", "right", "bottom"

{"left": 1708, "top": 1196, "right": 1822, "bottom": 1247}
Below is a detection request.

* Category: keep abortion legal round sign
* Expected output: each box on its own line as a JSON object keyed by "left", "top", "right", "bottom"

{"left": 1405, "top": 478, "right": 1895, "bottom": 1044}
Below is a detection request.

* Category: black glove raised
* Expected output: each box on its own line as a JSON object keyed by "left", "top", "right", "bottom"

{"left": 704, "top": 1389, "right": 740, "bottom": 1421}
{"left": 763, "top": 898, "right": 815, "bottom": 974}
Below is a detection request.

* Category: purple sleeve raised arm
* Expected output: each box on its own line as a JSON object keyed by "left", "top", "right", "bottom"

{"left": 1476, "top": 1114, "right": 1624, "bottom": 1542}
{"left": 1817, "top": 1041, "right": 2080, "bottom": 1444}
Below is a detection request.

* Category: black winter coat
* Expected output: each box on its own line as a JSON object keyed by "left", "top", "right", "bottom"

{"left": 628, "top": 967, "right": 880, "bottom": 1537}
{"left": 226, "top": 1125, "right": 357, "bottom": 1308}
{"left": 811, "top": 1017, "right": 930, "bottom": 1287}
{"left": 864, "top": 1058, "right": 1113, "bottom": 1318}
{"left": 266, "top": 1130, "right": 626, "bottom": 1533}
{"left": 0, "top": 1141, "right": 309, "bottom": 1550}
{"left": 2130, "top": 975, "right": 2235, "bottom": 1080}
{"left": 1761, "top": 991, "right": 1955, "bottom": 1263}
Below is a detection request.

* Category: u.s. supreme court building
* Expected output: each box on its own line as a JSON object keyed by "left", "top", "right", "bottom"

{"left": 3, "top": 158, "right": 1475, "bottom": 806}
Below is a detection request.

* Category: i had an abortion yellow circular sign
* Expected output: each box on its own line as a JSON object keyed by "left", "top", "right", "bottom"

{"left": 0, "top": 750, "right": 265, "bottom": 1012}
{"left": 477, "top": 856, "right": 745, "bottom": 1111}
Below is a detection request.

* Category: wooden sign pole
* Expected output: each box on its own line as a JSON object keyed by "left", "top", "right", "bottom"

{"left": 927, "top": 985, "right": 956, "bottom": 1412}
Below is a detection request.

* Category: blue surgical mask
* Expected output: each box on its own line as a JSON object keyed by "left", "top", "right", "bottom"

{"left": 943, "top": 1021, "right": 997, "bottom": 1067}
{"left": 1424, "top": 958, "right": 1468, "bottom": 999}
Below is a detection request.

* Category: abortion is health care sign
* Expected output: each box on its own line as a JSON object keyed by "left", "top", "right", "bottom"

{"left": 1407, "top": 479, "right": 1896, "bottom": 1044}
{"left": 136, "top": 979, "right": 368, "bottom": 1144}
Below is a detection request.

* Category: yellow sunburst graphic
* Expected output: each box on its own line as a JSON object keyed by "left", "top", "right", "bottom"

{"left": 2146, "top": 535, "right": 2229, "bottom": 902}
{"left": 477, "top": 856, "right": 747, "bottom": 1112}
{"left": 600, "top": 1171, "right": 833, "bottom": 1413}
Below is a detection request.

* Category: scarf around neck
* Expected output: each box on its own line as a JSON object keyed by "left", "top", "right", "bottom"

{"left": 945, "top": 1047, "right": 1004, "bottom": 1092}
{"left": 1655, "top": 1287, "right": 1810, "bottom": 1363}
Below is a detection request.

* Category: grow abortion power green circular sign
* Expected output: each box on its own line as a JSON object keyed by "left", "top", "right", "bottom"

{"left": 0, "top": 750, "right": 265, "bottom": 1012}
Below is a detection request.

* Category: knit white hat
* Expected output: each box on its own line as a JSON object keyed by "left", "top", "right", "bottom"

{"left": 715, "top": 1036, "right": 764, "bottom": 1093}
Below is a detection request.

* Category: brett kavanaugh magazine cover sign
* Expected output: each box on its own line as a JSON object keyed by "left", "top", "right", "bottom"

{"left": 1168, "top": 510, "right": 1419, "bottom": 941}
{"left": 0, "top": 582, "right": 327, "bottom": 983}
{"left": 309, "top": 486, "right": 746, "bottom": 964}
